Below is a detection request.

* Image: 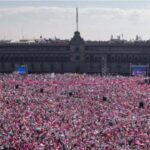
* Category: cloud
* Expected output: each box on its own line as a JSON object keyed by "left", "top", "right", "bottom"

{"left": 0, "top": 6, "right": 145, "bottom": 22}
{"left": 0, "top": 6, "right": 150, "bottom": 40}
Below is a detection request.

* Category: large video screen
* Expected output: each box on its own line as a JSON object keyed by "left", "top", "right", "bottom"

{"left": 131, "top": 65, "right": 148, "bottom": 76}
{"left": 16, "top": 66, "right": 28, "bottom": 74}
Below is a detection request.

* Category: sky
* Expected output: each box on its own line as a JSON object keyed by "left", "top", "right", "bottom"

{"left": 1, "top": 1, "right": 150, "bottom": 41}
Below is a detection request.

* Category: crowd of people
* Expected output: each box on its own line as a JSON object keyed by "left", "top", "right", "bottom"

{"left": 0, "top": 73, "right": 149, "bottom": 149}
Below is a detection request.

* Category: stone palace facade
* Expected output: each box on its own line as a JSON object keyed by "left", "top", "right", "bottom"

{"left": 0, "top": 31, "right": 150, "bottom": 75}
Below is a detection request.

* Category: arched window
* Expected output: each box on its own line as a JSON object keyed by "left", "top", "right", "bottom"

{"left": 111, "top": 55, "right": 115, "bottom": 62}
{"left": 75, "top": 66, "right": 80, "bottom": 73}
{"left": 90, "top": 64, "right": 94, "bottom": 72}
{"left": 51, "top": 64, "right": 54, "bottom": 72}
{"left": 85, "top": 55, "right": 90, "bottom": 62}
{"left": 31, "top": 64, "right": 34, "bottom": 71}
{"left": 75, "top": 47, "right": 79, "bottom": 52}
{"left": 61, "top": 64, "right": 64, "bottom": 72}
{"left": 2, "top": 63, "right": 5, "bottom": 70}
{"left": 1, "top": 56, "right": 4, "bottom": 62}
{"left": 117, "top": 55, "right": 122, "bottom": 62}
{"left": 11, "top": 63, "right": 15, "bottom": 71}
{"left": 75, "top": 56, "right": 80, "bottom": 61}
{"left": 128, "top": 56, "right": 133, "bottom": 62}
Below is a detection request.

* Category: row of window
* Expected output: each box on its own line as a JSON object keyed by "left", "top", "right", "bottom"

{"left": 85, "top": 54, "right": 150, "bottom": 62}
{"left": 0, "top": 46, "right": 70, "bottom": 51}
{"left": 109, "top": 55, "right": 150, "bottom": 62}
{"left": 0, "top": 63, "right": 102, "bottom": 73}
{"left": 85, "top": 56, "right": 101, "bottom": 62}
{"left": 0, "top": 55, "right": 150, "bottom": 63}
{"left": 0, "top": 56, "right": 70, "bottom": 62}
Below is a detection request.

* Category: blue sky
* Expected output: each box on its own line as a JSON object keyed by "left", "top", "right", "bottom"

{"left": 1, "top": 1, "right": 150, "bottom": 41}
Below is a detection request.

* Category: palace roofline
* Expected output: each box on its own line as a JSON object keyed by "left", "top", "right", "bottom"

{"left": 1, "top": 31, "right": 150, "bottom": 46}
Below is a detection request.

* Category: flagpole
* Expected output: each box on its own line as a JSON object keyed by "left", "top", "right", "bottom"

{"left": 76, "top": 8, "right": 78, "bottom": 31}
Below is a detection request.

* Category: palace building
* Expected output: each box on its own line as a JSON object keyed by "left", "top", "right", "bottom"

{"left": 0, "top": 9, "right": 150, "bottom": 75}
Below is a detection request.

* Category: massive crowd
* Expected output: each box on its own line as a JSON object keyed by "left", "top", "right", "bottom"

{"left": 0, "top": 73, "right": 149, "bottom": 150}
